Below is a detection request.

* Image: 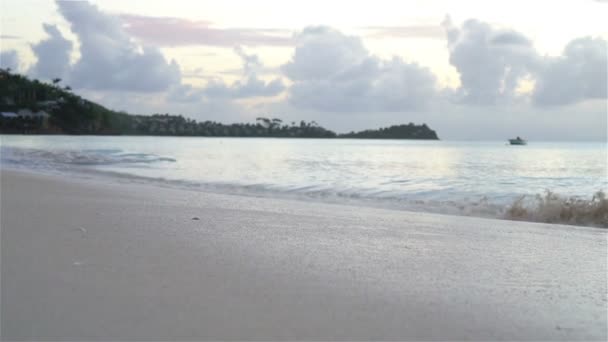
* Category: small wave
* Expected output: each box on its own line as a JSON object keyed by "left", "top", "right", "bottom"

{"left": 505, "top": 190, "right": 608, "bottom": 228}
{"left": 2, "top": 146, "right": 605, "bottom": 228}
{"left": 1, "top": 147, "right": 176, "bottom": 167}
{"left": 82, "top": 148, "right": 123, "bottom": 154}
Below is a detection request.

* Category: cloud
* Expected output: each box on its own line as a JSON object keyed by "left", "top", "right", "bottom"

{"left": 233, "top": 46, "right": 262, "bottom": 74}
{"left": 282, "top": 26, "right": 437, "bottom": 112}
{"left": 204, "top": 76, "right": 285, "bottom": 99}
{"left": 169, "top": 47, "right": 285, "bottom": 102}
{"left": 30, "top": 24, "right": 73, "bottom": 80}
{"left": 0, "top": 35, "right": 21, "bottom": 40}
{"left": 203, "top": 47, "right": 285, "bottom": 99}
{"left": 0, "top": 50, "right": 19, "bottom": 70}
{"left": 168, "top": 78, "right": 284, "bottom": 103}
{"left": 533, "top": 37, "right": 607, "bottom": 106}
{"left": 444, "top": 18, "right": 539, "bottom": 105}
{"left": 166, "top": 84, "right": 205, "bottom": 103}
{"left": 362, "top": 25, "right": 446, "bottom": 40}
{"left": 445, "top": 18, "right": 606, "bottom": 107}
{"left": 283, "top": 26, "right": 369, "bottom": 82}
{"left": 489, "top": 31, "right": 532, "bottom": 46}
{"left": 56, "top": 0, "right": 181, "bottom": 92}
{"left": 120, "top": 15, "right": 292, "bottom": 47}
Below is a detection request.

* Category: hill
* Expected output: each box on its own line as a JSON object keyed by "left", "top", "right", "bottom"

{"left": 0, "top": 70, "right": 438, "bottom": 140}
{"left": 340, "top": 123, "right": 439, "bottom": 140}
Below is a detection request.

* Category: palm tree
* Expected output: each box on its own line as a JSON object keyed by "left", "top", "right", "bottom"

{"left": 256, "top": 117, "right": 271, "bottom": 129}
{"left": 270, "top": 118, "right": 283, "bottom": 134}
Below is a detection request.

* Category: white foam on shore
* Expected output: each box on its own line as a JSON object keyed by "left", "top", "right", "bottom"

{"left": 506, "top": 190, "right": 608, "bottom": 227}
{"left": 2, "top": 145, "right": 606, "bottom": 227}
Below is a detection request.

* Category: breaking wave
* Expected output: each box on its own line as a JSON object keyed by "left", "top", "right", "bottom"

{"left": 2, "top": 145, "right": 606, "bottom": 228}
{"left": 505, "top": 190, "right": 608, "bottom": 228}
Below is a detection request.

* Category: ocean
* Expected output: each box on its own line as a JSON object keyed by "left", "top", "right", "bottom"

{"left": 1, "top": 135, "right": 606, "bottom": 226}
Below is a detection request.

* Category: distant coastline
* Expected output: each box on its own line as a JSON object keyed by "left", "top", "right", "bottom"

{"left": 0, "top": 70, "right": 438, "bottom": 140}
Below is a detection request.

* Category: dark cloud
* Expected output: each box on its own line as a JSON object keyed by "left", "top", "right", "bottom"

{"left": 120, "top": 15, "right": 292, "bottom": 47}
{"left": 30, "top": 24, "right": 72, "bottom": 80}
{"left": 444, "top": 19, "right": 539, "bottom": 105}
{"left": 533, "top": 37, "right": 607, "bottom": 106}
{"left": 0, "top": 50, "right": 19, "bottom": 70}
{"left": 362, "top": 25, "right": 446, "bottom": 40}
{"left": 283, "top": 26, "right": 437, "bottom": 112}
{"left": 56, "top": 0, "right": 181, "bottom": 92}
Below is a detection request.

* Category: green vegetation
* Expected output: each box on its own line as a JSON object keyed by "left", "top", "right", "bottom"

{"left": 340, "top": 123, "right": 438, "bottom": 140}
{"left": 0, "top": 70, "right": 438, "bottom": 139}
{"left": 0, "top": 69, "right": 131, "bottom": 134}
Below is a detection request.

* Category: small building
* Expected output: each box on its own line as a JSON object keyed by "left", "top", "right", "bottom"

{"left": 37, "top": 100, "right": 59, "bottom": 109}
{"left": 17, "top": 109, "right": 49, "bottom": 118}
{"left": 16, "top": 109, "right": 51, "bottom": 128}
{"left": 17, "top": 109, "right": 35, "bottom": 118}
{"left": 0, "top": 111, "right": 18, "bottom": 118}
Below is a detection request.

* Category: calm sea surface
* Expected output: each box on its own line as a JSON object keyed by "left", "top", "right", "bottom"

{"left": 1, "top": 135, "right": 606, "bottom": 220}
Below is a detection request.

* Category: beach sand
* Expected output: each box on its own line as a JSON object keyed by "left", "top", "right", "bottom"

{"left": 1, "top": 170, "right": 606, "bottom": 340}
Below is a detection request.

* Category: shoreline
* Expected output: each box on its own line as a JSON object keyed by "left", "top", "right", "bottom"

{"left": 4, "top": 163, "right": 607, "bottom": 229}
{"left": 1, "top": 169, "right": 607, "bottom": 340}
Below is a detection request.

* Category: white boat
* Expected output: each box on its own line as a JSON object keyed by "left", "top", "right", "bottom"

{"left": 508, "top": 136, "right": 527, "bottom": 145}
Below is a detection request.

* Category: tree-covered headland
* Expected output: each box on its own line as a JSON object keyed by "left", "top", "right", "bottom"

{"left": 0, "top": 70, "right": 438, "bottom": 140}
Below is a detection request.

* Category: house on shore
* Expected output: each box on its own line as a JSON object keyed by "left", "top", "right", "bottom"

{"left": 1, "top": 111, "right": 19, "bottom": 119}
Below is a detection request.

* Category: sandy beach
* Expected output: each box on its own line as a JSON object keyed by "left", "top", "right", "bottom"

{"left": 1, "top": 169, "right": 606, "bottom": 340}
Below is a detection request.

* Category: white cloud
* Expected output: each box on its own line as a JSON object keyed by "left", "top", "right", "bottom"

{"left": 56, "top": 0, "right": 181, "bottom": 92}
{"left": 0, "top": 50, "right": 19, "bottom": 71}
{"left": 30, "top": 24, "right": 73, "bottom": 80}
{"left": 209, "top": 46, "right": 285, "bottom": 98}
{"left": 3, "top": 1, "right": 605, "bottom": 140}
{"left": 445, "top": 18, "right": 607, "bottom": 107}
{"left": 533, "top": 37, "right": 607, "bottom": 106}
{"left": 233, "top": 46, "right": 262, "bottom": 75}
{"left": 203, "top": 76, "right": 284, "bottom": 99}
{"left": 283, "top": 27, "right": 369, "bottom": 81}
{"left": 168, "top": 46, "right": 285, "bottom": 102}
{"left": 444, "top": 18, "right": 539, "bottom": 105}
{"left": 283, "top": 26, "right": 438, "bottom": 112}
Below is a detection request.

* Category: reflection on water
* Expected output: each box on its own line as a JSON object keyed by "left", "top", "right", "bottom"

{"left": 1, "top": 135, "right": 606, "bottom": 225}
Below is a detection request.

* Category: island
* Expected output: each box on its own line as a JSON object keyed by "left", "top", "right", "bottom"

{"left": 0, "top": 69, "right": 439, "bottom": 140}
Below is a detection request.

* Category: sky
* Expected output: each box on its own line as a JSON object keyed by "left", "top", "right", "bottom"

{"left": 0, "top": 0, "right": 606, "bottom": 140}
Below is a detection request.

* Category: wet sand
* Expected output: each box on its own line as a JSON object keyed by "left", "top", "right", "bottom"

{"left": 1, "top": 170, "right": 606, "bottom": 340}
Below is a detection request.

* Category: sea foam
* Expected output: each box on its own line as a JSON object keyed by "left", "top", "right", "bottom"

{"left": 505, "top": 190, "right": 608, "bottom": 228}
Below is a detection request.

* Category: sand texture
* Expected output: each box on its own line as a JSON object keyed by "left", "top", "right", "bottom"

{"left": 1, "top": 170, "right": 606, "bottom": 340}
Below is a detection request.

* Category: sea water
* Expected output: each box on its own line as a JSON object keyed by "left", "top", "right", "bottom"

{"left": 1, "top": 135, "right": 606, "bottom": 226}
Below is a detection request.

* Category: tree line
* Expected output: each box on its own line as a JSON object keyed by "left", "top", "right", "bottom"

{"left": 0, "top": 69, "right": 438, "bottom": 139}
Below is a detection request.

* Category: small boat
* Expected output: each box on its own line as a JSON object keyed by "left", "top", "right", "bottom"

{"left": 508, "top": 136, "right": 527, "bottom": 145}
